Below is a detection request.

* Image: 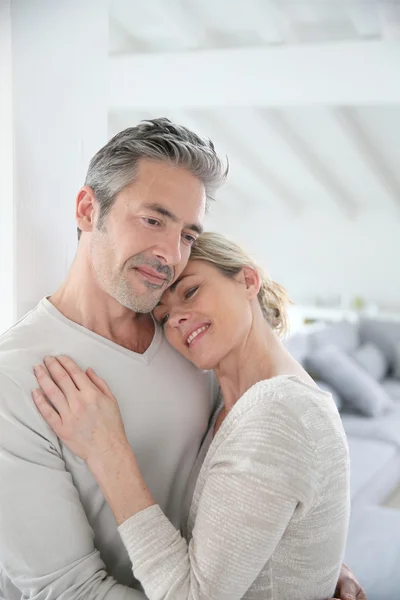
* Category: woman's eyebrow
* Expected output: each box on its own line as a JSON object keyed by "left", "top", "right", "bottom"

{"left": 156, "top": 273, "right": 197, "bottom": 310}
{"left": 168, "top": 273, "right": 195, "bottom": 294}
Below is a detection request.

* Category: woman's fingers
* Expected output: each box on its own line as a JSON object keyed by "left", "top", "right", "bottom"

{"left": 42, "top": 356, "right": 79, "bottom": 396}
{"left": 56, "top": 355, "right": 95, "bottom": 392}
{"left": 32, "top": 388, "right": 63, "bottom": 434}
{"left": 86, "top": 368, "right": 115, "bottom": 399}
{"left": 33, "top": 363, "right": 70, "bottom": 416}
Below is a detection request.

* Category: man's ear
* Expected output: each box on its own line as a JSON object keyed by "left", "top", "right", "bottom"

{"left": 76, "top": 186, "right": 97, "bottom": 235}
{"left": 242, "top": 266, "right": 261, "bottom": 300}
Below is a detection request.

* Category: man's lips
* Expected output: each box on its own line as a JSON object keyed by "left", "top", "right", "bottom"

{"left": 135, "top": 267, "right": 169, "bottom": 285}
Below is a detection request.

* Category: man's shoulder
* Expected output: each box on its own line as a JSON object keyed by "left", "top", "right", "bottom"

{"left": 0, "top": 302, "right": 43, "bottom": 349}
{"left": 0, "top": 310, "right": 58, "bottom": 442}
{"left": 0, "top": 301, "right": 57, "bottom": 398}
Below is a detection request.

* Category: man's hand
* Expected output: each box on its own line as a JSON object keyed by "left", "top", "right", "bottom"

{"left": 330, "top": 563, "right": 367, "bottom": 599}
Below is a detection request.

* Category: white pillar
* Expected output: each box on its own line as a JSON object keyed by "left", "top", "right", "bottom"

{"left": 0, "top": 0, "right": 15, "bottom": 333}
{"left": 11, "top": 0, "right": 108, "bottom": 318}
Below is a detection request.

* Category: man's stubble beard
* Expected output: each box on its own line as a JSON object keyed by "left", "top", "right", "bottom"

{"left": 90, "top": 229, "right": 173, "bottom": 314}
{"left": 112, "top": 266, "right": 165, "bottom": 313}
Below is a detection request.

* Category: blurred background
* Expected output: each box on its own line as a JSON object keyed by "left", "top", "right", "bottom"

{"left": 2, "top": 3, "right": 400, "bottom": 598}
{"left": 1, "top": 0, "right": 400, "bottom": 333}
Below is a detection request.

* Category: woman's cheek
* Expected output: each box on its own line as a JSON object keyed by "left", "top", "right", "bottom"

{"left": 166, "top": 328, "right": 180, "bottom": 350}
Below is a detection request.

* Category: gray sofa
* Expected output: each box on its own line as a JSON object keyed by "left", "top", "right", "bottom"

{"left": 285, "top": 318, "right": 400, "bottom": 600}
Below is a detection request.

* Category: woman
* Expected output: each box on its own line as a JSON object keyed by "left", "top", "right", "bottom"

{"left": 32, "top": 232, "right": 350, "bottom": 600}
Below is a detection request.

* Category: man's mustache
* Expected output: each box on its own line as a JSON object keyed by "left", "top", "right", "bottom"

{"left": 127, "top": 256, "right": 174, "bottom": 284}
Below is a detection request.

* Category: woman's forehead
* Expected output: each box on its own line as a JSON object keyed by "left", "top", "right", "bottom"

{"left": 157, "top": 265, "right": 203, "bottom": 307}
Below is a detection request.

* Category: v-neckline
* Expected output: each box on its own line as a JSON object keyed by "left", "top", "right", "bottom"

{"left": 40, "top": 297, "right": 162, "bottom": 364}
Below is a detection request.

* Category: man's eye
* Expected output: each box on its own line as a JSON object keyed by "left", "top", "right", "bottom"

{"left": 144, "top": 218, "right": 161, "bottom": 226}
{"left": 185, "top": 286, "right": 199, "bottom": 299}
{"left": 161, "top": 314, "right": 170, "bottom": 326}
{"left": 182, "top": 233, "right": 197, "bottom": 245}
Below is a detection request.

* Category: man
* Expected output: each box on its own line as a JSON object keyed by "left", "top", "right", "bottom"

{"left": 0, "top": 118, "right": 365, "bottom": 599}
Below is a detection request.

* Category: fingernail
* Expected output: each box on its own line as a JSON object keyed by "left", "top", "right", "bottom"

{"left": 33, "top": 364, "right": 42, "bottom": 371}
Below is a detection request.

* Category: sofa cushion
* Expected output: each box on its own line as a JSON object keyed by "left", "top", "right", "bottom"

{"left": 308, "top": 320, "right": 359, "bottom": 354}
{"left": 305, "top": 345, "right": 393, "bottom": 417}
{"left": 347, "top": 437, "right": 398, "bottom": 502}
{"left": 353, "top": 343, "right": 388, "bottom": 381}
{"left": 345, "top": 506, "right": 400, "bottom": 600}
{"left": 341, "top": 401, "right": 400, "bottom": 449}
{"left": 314, "top": 380, "right": 342, "bottom": 410}
{"left": 393, "top": 340, "right": 400, "bottom": 379}
{"left": 360, "top": 318, "right": 400, "bottom": 367}
{"left": 382, "top": 379, "right": 400, "bottom": 403}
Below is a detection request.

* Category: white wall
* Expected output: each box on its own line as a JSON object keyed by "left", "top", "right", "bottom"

{"left": 6, "top": 1, "right": 399, "bottom": 326}
{"left": 206, "top": 202, "right": 400, "bottom": 310}
{"left": 0, "top": 0, "right": 15, "bottom": 333}
{"left": 11, "top": 0, "right": 108, "bottom": 319}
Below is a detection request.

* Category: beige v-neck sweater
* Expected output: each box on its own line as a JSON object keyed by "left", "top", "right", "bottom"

{"left": 0, "top": 299, "right": 216, "bottom": 600}
{"left": 119, "top": 376, "right": 350, "bottom": 600}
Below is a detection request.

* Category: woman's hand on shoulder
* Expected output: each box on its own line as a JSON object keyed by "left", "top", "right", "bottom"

{"left": 32, "top": 355, "right": 129, "bottom": 464}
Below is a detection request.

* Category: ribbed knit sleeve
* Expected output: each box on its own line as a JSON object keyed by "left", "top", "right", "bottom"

{"left": 118, "top": 388, "right": 320, "bottom": 600}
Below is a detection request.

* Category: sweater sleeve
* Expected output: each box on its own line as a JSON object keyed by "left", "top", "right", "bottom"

{"left": 118, "top": 397, "right": 319, "bottom": 600}
{"left": 0, "top": 374, "right": 145, "bottom": 600}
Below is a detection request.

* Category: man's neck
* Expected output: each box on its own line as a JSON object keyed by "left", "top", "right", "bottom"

{"left": 50, "top": 259, "right": 155, "bottom": 354}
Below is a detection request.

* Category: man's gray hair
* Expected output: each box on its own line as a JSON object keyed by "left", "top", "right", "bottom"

{"left": 79, "top": 117, "right": 228, "bottom": 239}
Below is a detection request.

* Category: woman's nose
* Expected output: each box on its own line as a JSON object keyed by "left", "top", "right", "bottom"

{"left": 169, "top": 311, "right": 190, "bottom": 328}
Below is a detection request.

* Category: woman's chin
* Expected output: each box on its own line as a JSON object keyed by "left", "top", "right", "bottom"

{"left": 187, "top": 347, "right": 221, "bottom": 372}
{"left": 192, "top": 357, "right": 218, "bottom": 371}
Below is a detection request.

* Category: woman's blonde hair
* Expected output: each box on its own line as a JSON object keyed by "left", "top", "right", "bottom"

{"left": 190, "top": 232, "right": 292, "bottom": 338}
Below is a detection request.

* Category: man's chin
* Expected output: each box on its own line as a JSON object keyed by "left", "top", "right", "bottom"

{"left": 114, "top": 289, "right": 162, "bottom": 314}
{"left": 133, "top": 296, "right": 163, "bottom": 314}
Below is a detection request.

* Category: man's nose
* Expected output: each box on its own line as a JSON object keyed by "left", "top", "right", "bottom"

{"left": 154, "top": 232, "right": 182, "bottom": 266}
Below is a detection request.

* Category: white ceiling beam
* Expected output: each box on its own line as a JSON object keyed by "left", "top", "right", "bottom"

{"left": 265, "top": 0, "right": 298, "bottom": 43}
{"left": 165, "top": 109, "right": 288, "bottom": 212}
{"left": 378, "top": 3, "right": 400, "bottom": 40}
{"left": 109, "top": 16, "right": 145, "bottom": 55}
{"left": 261, "top": 109, "right": 359, "bottom": 218}
{"left": 345, "top": 3, "right": 381, "bottom": 39}
{"left": 191, "top": 110, "right": 304, "bottom": 215}
{"left": 333, "top": 107, "right": 400, "bottom": 214}
{"left": 110, "top": 0, "right": 203, "bottom": 53}
{"left": 108, "top": 41, "right": 400, "bottom": 109}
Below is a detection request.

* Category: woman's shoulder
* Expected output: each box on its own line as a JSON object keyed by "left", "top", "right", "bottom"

{"left": 222, "top": 375, "right": 344, "bottom": 446}
{"left": 237, "top": 374, "right": 334, "bottom": 414}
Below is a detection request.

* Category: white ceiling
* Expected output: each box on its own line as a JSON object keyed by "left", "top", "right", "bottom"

{"left": 108, "top": 0, "right": 400, "bottom": 220}
{"left": 109, "top": 0, "right": 400, "bottom": 54}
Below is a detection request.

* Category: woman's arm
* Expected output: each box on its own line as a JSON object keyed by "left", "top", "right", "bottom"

{"left": 113, "top": 403, "right": 320, "bottom": 600}
{"left": 32, "top": 356, "right": 363, "bottom": 600}
{"left": 86, "top": 441, "right": 155, "bottom": 526}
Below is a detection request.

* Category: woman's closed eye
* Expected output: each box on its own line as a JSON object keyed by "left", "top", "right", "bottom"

{"left": 184, "top": 286, "right": 199, "bottom": 299}
{"left": 158, "top": 287, "right": 199, "bottom": 326}
{"left": 160, "top": 313, "right": 170, "bottom": 326}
